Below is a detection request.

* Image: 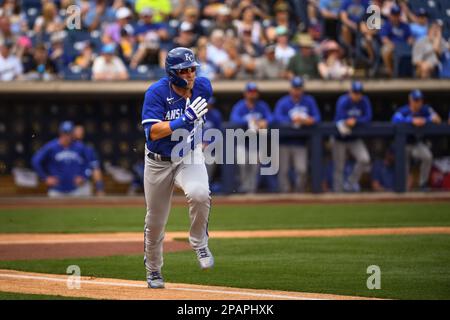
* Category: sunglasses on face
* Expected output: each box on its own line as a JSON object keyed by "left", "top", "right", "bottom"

{"left": 177, "top": 67, "right": 197, "bottom": 74}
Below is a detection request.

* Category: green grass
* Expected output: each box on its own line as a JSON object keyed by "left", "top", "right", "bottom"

{"left": 0, "top": 203, "right": 450, "bottom": 233}
{"left": 0, "top": 291, "right": 88, "bottom": 300}
{"left": 1, "top": 235, "right": 449, "bottom": 299}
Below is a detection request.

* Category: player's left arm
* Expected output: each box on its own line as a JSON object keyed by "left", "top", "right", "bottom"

{"left": 357, "top": 96, "right": 373, "bottom": 123}
{"left": 426, "top": 106, "right": 442, "bottom": 124}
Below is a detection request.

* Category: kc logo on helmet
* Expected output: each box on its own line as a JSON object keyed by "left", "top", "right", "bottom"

{"left": 185, "top": 53, "right": 194, "bottom": 62}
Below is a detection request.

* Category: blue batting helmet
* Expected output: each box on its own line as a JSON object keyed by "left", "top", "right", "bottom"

{"left": 165, "top": 47, "right": 200, "bottom": 88}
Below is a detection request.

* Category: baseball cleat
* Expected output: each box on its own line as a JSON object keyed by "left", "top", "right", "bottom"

{"left": 196, "top": 247, "right": 214, "bottom": 270}
{"left": 147, "top": 271, "right": 165, "bottom": 289}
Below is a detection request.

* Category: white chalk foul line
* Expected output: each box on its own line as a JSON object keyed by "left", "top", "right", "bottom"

{"left": 0, "top": 273, "right": 322, "bottom": 300}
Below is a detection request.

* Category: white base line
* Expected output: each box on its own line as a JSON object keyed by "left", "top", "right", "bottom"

{"left": 0, "top": 273, "right": 323, "bottom": 300}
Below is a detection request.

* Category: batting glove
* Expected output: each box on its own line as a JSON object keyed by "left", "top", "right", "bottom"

{"left": 184, "top": 96, "right": 208, "bottom": 124}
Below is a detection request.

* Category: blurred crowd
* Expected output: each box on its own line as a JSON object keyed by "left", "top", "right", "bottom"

{"left": 1, "top": 0, "right": 450, "bottom": 81}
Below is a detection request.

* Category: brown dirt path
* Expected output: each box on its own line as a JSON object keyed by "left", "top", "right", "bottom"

{"left": 1, "top": 227, "right": 449, "bottom": 261}
{"left": 0, "top": 269, "right": 383, "bottom": 300}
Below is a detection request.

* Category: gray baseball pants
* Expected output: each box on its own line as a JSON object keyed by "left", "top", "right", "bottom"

{"left": 406, "top": 142, "right": 433, "bottom": 186}
{"left": 332, "top": 138, "right": 371, "bottom": 192}
{"left": 143, "top": 146, "right": 211, "bottom": 274}
{"left": 278, "top": 145, "right": 308, "bottom": 192}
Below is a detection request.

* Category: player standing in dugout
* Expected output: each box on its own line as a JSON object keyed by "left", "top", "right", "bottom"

{"left": 141, "top": 47, "right": 214, "bottom": 289}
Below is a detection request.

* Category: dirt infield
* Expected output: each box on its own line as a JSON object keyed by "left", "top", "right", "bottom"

{"left": 0, "top": 269, "right": 383, "bottom": 300}
{"left": 1, "top": 227, "right": 449, "bottom": 261}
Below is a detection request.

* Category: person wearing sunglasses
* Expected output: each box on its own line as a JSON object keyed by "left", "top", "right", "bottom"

{"left": 140, "top": 47, "right": 214, "bottom": 289}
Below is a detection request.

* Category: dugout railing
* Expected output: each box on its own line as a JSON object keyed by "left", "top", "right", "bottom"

{"left": 220, "top": 122, "right": 450, "bottom": 194}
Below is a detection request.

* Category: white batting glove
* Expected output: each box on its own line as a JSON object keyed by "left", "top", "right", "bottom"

{"left": 184, "top": 96, "right": 208, "bottom": 124}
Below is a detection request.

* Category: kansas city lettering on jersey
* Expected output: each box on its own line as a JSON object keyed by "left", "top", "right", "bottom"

{"left": 165, "top": 109, "right": 182, "bottom": 120}
{"left": 55, "top": 150, "right": 83, "bottom": 163}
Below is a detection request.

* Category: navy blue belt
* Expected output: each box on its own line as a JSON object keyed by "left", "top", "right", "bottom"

{"left": 147, "top": 151, "right": 171, "bottom": 162}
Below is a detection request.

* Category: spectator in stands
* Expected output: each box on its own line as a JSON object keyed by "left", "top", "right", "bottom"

{"left": 358, "top": 0, "right": 383, "bottom": 71}
{"left": 92, "top": 43, "right": 129, "bottom": 80}
{"left": 170, "top": 0, "right": 200, "bottom": 20}
{"left": 265, "top": 1, "right": 296, "bottom": 43}
{"left": 220, "top": 38, "right": 244, "bottom": 79}
{"left": 73, "top": 125, "right": 105, "bottom": 196}
{"left": 104, "top": 7, "right": 135, "bottom": 45}
{"left": 0, "top": 16, "right": 13, "bottom": 46}
{"left": 48, "top": 31, "right": 69, "bottom": 74}
{"left": 134, "top": 7, "right": 169, "bottom": 44}
{"left": 172, "top": 21, "right": 197, "bottom": 49}
{"left": 332, "top": 81, "right": 372, "bottom": 192}
{"left": 84, "top": 0, "right": 117, "bottom": 32}
{"left": 286, "top": 33, "right": 320, "bottom": 79}
{"left": 71, "top": 41, "right": 96, "bottom": 71}
{"left": 238, "top": 26, "right": 263, "bottom": 60}
{"left": 339, "top": 0, "right": 369, "bottom": 49}
{"left": 230, "top": 82, "right": 273, "bottom": 193}
{"left": 24, "top": 43, "right": 58, "bottom": 80}
{"left": 409, "top": 8, "right": 429, "bottom": 41}
{"left": 380, "top": 4, "right": 414, "bottom": 77}
{"left": 33, "top": 1, "right": 63, "bottom": 34}
{"left": 314, "top": 0, "right": 342, "bottom": 40}
{"left": 195, "top": 44, "right": 217, "bottom": 80}
{"left": 0, "top": 39, "right": 23, "bottom": 81}
{"left": 371, "top": 146, "right": 395, "bottom": 192}
{"left": 318, "top": 40, "right": 354, "bottom": 79}
{"left": 1, "top": 0, "right": 28, "bottom": 36}
{"left": 392, "top": 89, "right": 442, "bottom": 190}
{"left": 413, "top": 22, "right": 448, "bottom": 79}
{"left": 274, "top": 76, "right": 321, "bottom": 192}
{"left": 177, "top": 6, "right": 205, "bottom": 37}
{"left": 274, "top": 25, "right": 296, "bottom": 67}
{"left": 206, "top": 5, "right": 237, "bottom": 39}
{"left": 31, "top": 121, "right": 92, "bottom": 198}
{"left": 255, "top": 44, "right": 285, "bottom": 79}
{"left": 206, "top": 29, "right": 229, "bottom": 72}
{"left": 233, "top": 4, "right": 266, "bottom": 47}
{"left": 135, "top": 0, "right": 172, "bottom": 23}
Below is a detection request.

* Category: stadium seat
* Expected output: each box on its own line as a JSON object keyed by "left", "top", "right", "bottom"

{"left": 393, "top": 43, "right": 413, "bottom": 78}
{"left": 63, "top": 66, "right": 91, "bottom": 80}
{"left": 128, "top": 65, "right": 153, "bottom": 80}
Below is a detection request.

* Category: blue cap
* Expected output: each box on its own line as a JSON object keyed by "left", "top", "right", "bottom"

{"left": 59, "top": 121, "right": 74, "bottom": 133}
{"left": 291, "top": 76, "right": 304, "bottom": 88}
{"left": 410, "top": 89, "right": 423, "bottom": 100}
{"left": 390, "top": 5, "right": 401, "bottom": 15}
{"left": 101, "top": 43, "right": 116, "bottom": 54}
{"left": 351, "top": 81, "right": 363, "bottom": 93}
{"left": 416, "top": 7, "right": 427, "bottom": 16}
{"left": 245, "top": 82, "right": 258, "bottom": 92}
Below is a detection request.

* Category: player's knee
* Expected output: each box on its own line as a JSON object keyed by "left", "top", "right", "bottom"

{"left": 358, "top": 155, "right": 371, "bottom": 166}
{"left": 185, "top": 185, "right": 210, "bottom": 204}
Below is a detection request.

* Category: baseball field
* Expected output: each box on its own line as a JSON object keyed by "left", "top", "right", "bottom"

{"left": 0, "top": 194, "right": 449, "bottom": 300}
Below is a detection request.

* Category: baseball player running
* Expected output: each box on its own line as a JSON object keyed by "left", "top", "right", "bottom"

{"left": 141, "top": 47, "right": 213, "bottom": 289}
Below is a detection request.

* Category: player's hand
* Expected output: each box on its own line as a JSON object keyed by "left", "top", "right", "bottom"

{"left": 45, "top": 176, "right": 59, "bottom": 187}
{"left": 412, "top": 117, "right": 426, "bottom": 127}
{"left": 184, "top": 96, "right": 208, "bottom": 124}
{"left": 346, "top": 118, "right": 357, "bottom": 127}
{"left": 74, "top": 176, "right": 85, "bottom": 186}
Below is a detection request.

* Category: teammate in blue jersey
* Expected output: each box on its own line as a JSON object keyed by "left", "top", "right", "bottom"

{"left": 141, "top": 47, "right": 214, "bottom": 289}
{"left": 332, "top": 81, "right": 372, "bottom": 192}
{"left": 73, "top": 125, "right": 105, "bottom": 196}
{"left": 31, "top": 121, "right": 91, "bottom": 197}
{"left": 274, "top": 76, "right": 321, "bottom": 193}
{"left": 391, "top": 89, "right": 441, "bottom": 190}
{"left": 230, "top": 82, "right": 273, "bottom": 193}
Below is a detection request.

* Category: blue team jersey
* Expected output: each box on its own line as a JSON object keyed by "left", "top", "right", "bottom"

{"left": 391, "top": 104, "right": 437, "bottom": 123}
{"left": 274, "top": 94, "right": 321, "bottom": 145}
{"left": 371, "top": 159, "right": 395, "bottom": 191}
{"left": 141, "top": 76, "right": 213, "bottom": 157}
{"left": 229, "top": 99, "right": 273, "bottom": 125}
{"left": 31, "top": 139, "right": 90, "bottom": 192}
{"left": 380, "top": 21, "right": 411, "bottom": 43}
{"left": 340, "top": 0, "right": 369, "bottom": 23}
{"left": 334, "top": 93, "right": 372, "bottom": 141}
